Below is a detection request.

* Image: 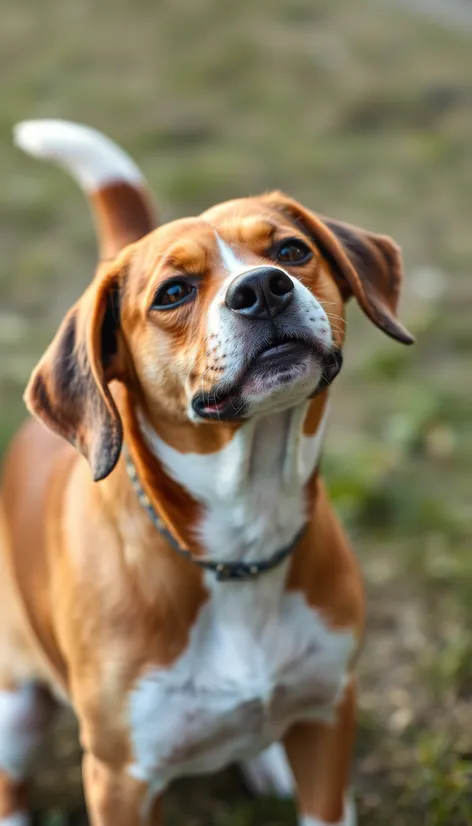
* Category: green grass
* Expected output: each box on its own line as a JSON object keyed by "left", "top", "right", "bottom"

{"left": 1, "top": 0, "right": 472, "bottom": 823}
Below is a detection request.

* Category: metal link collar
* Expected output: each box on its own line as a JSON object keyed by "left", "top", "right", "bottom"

{"left": 123, "top": 444, "right": 305, "bottom": 582}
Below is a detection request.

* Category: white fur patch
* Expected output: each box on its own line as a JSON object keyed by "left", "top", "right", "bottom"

{"left": 139, "top": 404, "right": 324, "bottom": 564}
{"left": 299, "top": 400, "right": 331, "bottom": 481}
{"left": 300, "top": 794, "right": 356, "bottom": 826}
{"left": 14, "top": 119, "right": 144, "bottom": 191}
{"left": 0, "top": 686, "right": 51, "bottom": 780}
{"left": 216, "top": 234, "right": 249, "bottom": 276}
{"left": 134, "top": 376, "right": 349, "bottom": 801}
{"left": 0, "top": 814, "right": 30, "bottom": 826}
{"left": 128, "top": 585, "right": 354, "bottom": 795}
{"left": 241, "top": 742, "right": 294, "bottom": 797}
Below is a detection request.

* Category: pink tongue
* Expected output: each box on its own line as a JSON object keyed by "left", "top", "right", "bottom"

{"left": 203, "top": 398, "right": 228, "bottom": 413}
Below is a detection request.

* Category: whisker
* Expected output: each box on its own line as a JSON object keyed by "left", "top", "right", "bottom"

{"left": 327, "top": 325, "right": 345, "bottom": 337}
{"left": 325, "top": 312, "right": 346, "bottom": 324}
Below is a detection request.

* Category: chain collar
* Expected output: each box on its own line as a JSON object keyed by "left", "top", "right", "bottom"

{"left": 123, "top": 444, "right": 305, "bottom": 582}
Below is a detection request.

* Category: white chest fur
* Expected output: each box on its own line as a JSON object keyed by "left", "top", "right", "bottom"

{"left": 127, "top": 573, "right": 354, "bottom": 793}
{"left": 129, "top": 401, "right": 353, "bottom": 796}
{"left": 139, "top": 401, "right": 330, "bottom": 564}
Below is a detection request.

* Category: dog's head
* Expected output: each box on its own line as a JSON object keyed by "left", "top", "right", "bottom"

{"left": 25, "top": 191, "right": 413, "bottom": 481}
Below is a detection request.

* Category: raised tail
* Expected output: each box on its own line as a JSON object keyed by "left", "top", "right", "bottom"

{"left": 13, "top": 119, "right": 156, "bottom": 259}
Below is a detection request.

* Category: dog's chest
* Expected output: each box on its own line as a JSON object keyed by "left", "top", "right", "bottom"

{"left": 127, "top": 580, "right": 354, "bottom": 793}
{"left": 128, "top": 405, "right": 348, "bottom": 792}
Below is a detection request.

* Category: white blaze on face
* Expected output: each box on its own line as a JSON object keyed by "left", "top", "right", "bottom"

{"left": 215, "top": 233, "right": 249, "bottom": 277}
{"left": 211, "top": 231, "right": 333, "bottom": 350}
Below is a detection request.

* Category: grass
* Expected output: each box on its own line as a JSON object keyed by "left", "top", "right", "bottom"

{"left": 1, "top": 0, "right": 472, "bottom": 823}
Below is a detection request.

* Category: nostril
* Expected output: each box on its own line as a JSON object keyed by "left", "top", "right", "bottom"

{"left": 269, "top": 273, "right": 294, "bottom": 297}
{"left": 226, "top": 267, "right": 293, "bottom": 317}
{"left": 231, "top": 285, "right": 258, "bottom": 311}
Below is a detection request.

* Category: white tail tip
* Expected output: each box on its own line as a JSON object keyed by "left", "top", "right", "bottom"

{"left": 13, "top": 119, "right": 144, "bottom": 192}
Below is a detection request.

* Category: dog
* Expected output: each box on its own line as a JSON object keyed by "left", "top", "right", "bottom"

{"left": 0, "top": 119, "right": 413, "bottom": 826}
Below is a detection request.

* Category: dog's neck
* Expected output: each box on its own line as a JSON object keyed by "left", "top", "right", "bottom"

{"left": 120, "top": 389, "right": 330, "bottom": 565}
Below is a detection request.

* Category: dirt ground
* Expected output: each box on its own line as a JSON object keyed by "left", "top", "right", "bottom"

{"left": 1, "top": 0, "right": 471, "bottom": 823}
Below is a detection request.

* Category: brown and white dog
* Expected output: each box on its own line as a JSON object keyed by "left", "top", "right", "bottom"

{"left": 0, "top": 120, "right": 413, "bottom": 826}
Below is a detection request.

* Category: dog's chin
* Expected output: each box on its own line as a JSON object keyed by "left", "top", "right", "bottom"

{"left": 191, "top": 343, "right": 343, "bottom": 422}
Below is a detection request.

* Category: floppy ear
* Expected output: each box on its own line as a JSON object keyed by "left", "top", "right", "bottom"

{"left": 264, "top": 192, "right": 414, "bottom": 345}
{"left": 321, "top": 215, "right": 414, "bottom": 344}
{"left": 24, "top": 254, "right": 129, "bottom": 481}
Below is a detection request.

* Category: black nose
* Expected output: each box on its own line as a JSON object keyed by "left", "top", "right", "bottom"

{"left": 225, "top": 267, "right": 294, "bottom": 319}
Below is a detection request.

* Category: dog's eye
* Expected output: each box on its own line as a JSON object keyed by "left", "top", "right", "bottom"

{"left": 275, "top": 238, "right": 312, "bottom": 265}
{"left": 152, "top": 280, "right": 196, "bottom": 310}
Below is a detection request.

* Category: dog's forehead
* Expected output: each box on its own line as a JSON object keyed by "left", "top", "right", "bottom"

{"left": 126, "top": 218, "right": 216, "bottom": 294}
{"left": 201, "top": 196, "right": 290, "bottom": 235}
{"left": 131, "top": 197, "right": 292, "bottom": 278}
{"left": 140, "top": 217, "right": 216, "bottom": 261}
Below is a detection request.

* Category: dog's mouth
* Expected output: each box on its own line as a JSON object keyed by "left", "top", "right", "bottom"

{"left": 192, "top": 335, "right": 343, "bottom": 421}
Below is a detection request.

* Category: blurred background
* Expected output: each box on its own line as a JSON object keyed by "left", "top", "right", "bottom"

{"left": 0, "top": 0, "right": 471, "bottom": 823}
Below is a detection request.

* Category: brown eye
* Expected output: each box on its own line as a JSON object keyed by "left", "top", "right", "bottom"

{"left": 275, "top": 238, "right": 312, "bottom": 265}
{"left": 152, "top": 280, "right": 196, "bottom": 310}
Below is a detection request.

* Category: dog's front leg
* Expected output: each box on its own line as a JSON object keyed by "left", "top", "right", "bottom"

{"left": 82, "top": 753, "right": 162, "bottom": 826}
{"left": 284, "top": 680, "right": 356, "bottom": 826}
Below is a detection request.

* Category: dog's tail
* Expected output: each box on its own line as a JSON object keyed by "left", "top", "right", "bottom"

{"left": 13, "top": 119, "right": 156, "bottom": 259}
